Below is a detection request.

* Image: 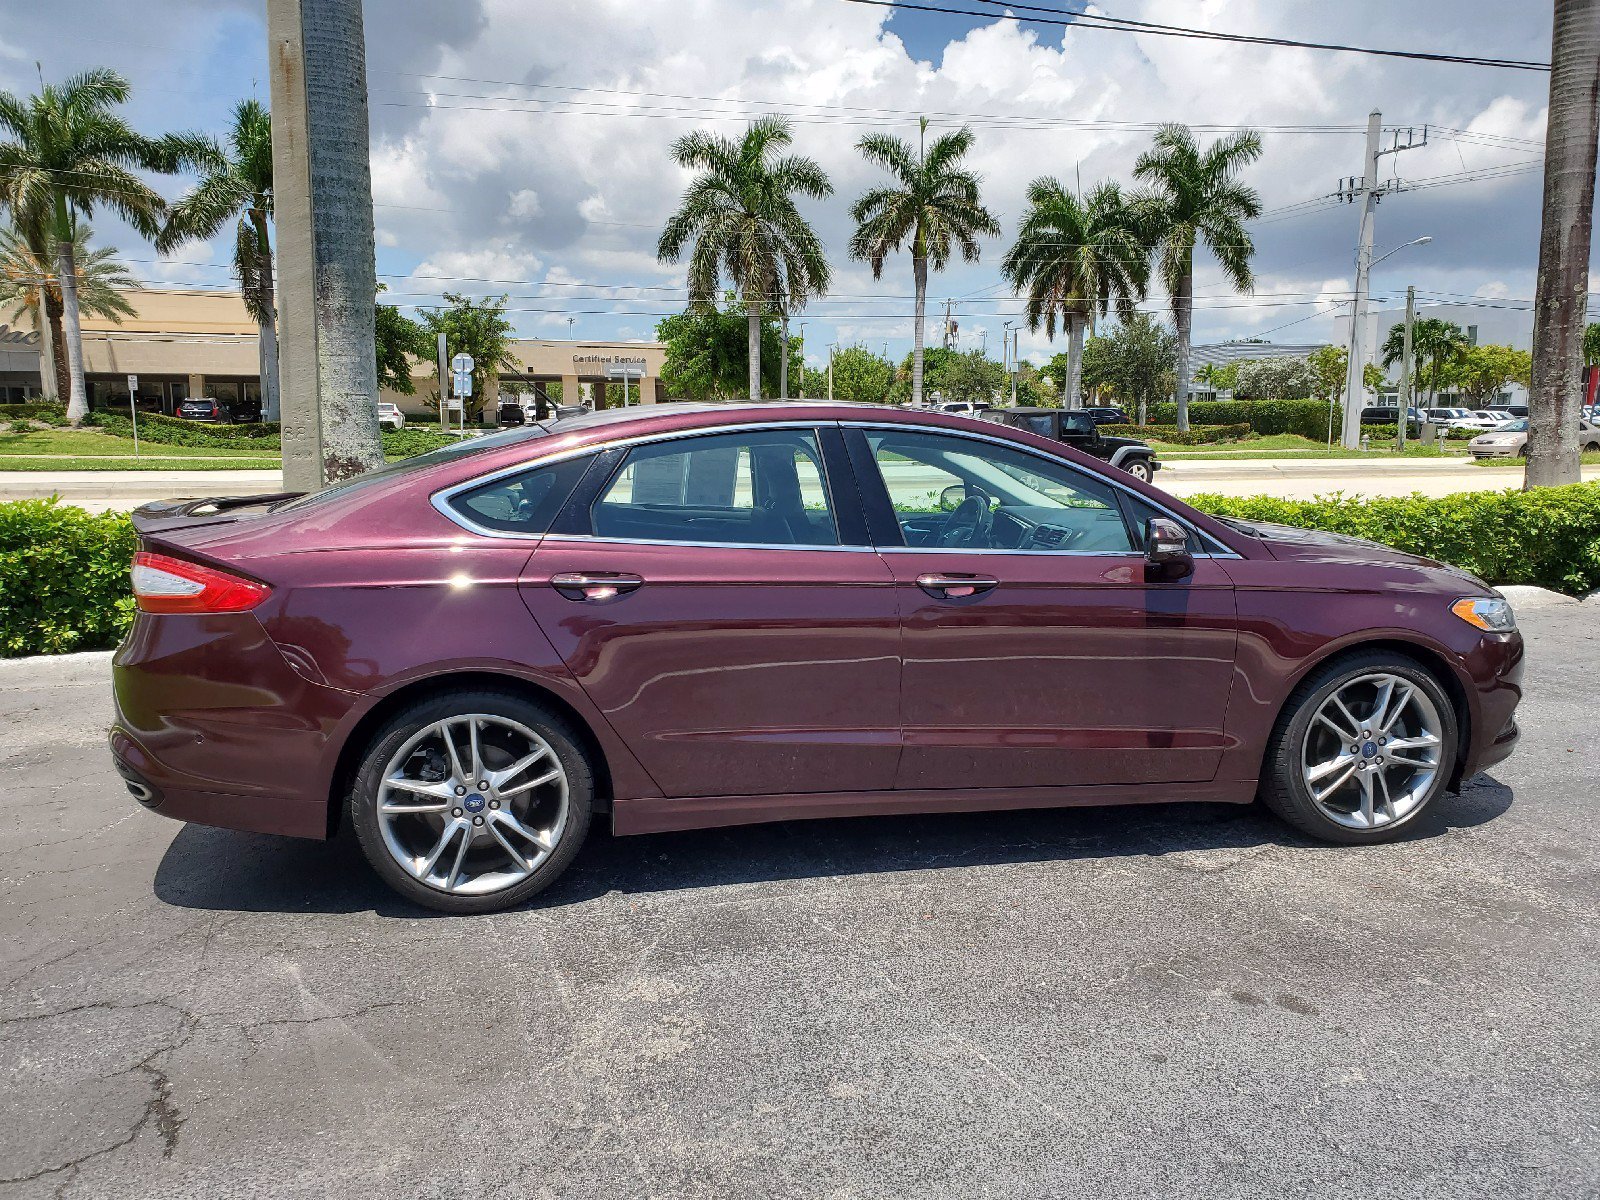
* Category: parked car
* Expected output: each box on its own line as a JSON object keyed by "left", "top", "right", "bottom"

{"left": 115, "top": 402, "right": 1523, "bottom": 913}
{"left": 1468, "top": 417, "right": 1600, "bottom": 459}
{"left": 1358, "top": 405, "right": 1424, "bottom": 433}
{"left": 1084, "top": 406, "right": 1129, "bottom": 426}
{"left": 1483, "top": 404, "right": 1529, "bottom": 422}
{"left": 1423, "top": 408, "right": 1500, "bottom": 432}
{"left": 934, "top": 401, "right": 992, "bottom": 416}
{"left": 986, "top": 406, "right": 1161, "bottom": 482}
{"left": 377, "top": 402, "right": 405, "bottom": 430}
{"left": 176, "top": 397, "right": 234, "bottom": 423}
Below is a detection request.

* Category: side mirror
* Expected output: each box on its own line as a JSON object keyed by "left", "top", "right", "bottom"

{"left": 938, "top": 484, "right": 968, "bottom": 511}
{"left": 1144, "top": 517, "right": 1194, "bottom": 579}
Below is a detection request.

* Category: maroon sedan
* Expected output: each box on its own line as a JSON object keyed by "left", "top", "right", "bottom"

{"left": 112, "top": 403, "right": 1523, "bottom": 913}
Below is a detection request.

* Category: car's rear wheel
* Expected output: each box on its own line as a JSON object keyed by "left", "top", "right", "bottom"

{"left": 1123, "top": 458, "right": 1153, "bottom": 483}
{"left": 1260, "top": 652, "right": 1458, "bottom": 844}
{"left": 350, "top": 689, "right": 593, "bottom": 913}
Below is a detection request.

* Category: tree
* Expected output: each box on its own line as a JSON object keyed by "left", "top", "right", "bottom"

{"left": 416, "top": 293, "right": 517, "bottom": 422}
{"left": 1080, "top": 313, "right": 1177, "bottom": 423}
{"left": 374, "top": 295, "right": 426, "bottom": 394}
{"left": 1133, "top": 124, "right": 1263, "bottom": 431}
{"left": 1193, "top": 361, "right": 1236, "bottom": 399}
{"left": 1528, "top": 0, "right": 1600, "bottom": 486}
{"left": 821, "top": 345, "right": 896, "bottom": 404}
{"left": 0, "top": 69, "right": 189, "bottom": 423}
{"left": 0, "top": 222, "right": 138, "bottom": 402}
{"left": 932, "top": 349, "right": 1007, "bottom": 405}
{"left": 658, "top": 116, "right": 831, "bottom": 402}
{"left": 1585, "top": 321, "right": 1600, "bottom": 367}
{"left": 850, "top": 118, "right": 1000, "bottom": 408}
{"left": 157, "top": 99, "right": 280, "bottom": 420}
{"left": 1233, "top": 356, "right": 1315, "bottom": 400}
{"left": 1443, "top": 344, "right": 1533, "bottom": 406}
{"left": 1014, "top": 362, "right": 1058, "bottom": 407}
{"left": 656, "top": 299, "right": 799, "bottom": 400}
{"left": 1307, "top": 344, "right": 1348, "bottom": 403}
{"left": 1380, "top": 318, "right": 1469, "bottom": 407}
{"left": 1001, "top": 178, "right": 1146, "bottom": 408}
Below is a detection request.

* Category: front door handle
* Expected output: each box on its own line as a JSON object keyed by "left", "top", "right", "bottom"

{"left": 916, "top": 573, "right": 999, "bottom": 599}
{"left": 550, "top": 572, "right": 645, "bottom": 602}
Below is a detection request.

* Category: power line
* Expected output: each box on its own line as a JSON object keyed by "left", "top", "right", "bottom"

{"left": 848, "top": 0, "right": 1552, "bottom": 72}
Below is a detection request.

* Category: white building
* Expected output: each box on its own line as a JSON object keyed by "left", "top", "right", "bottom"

{"left": 1331, "top": 301, "right": 1532, "bottom": 405}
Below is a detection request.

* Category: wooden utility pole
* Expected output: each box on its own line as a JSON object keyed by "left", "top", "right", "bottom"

{"left": 1527, "top": 0, "right": 1600, "bottom": 488}
{"left": 267, "top": 0, "right": 385, "bottom": 490}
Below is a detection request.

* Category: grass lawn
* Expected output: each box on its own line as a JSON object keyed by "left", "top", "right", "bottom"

{"left": 0, "top": 456, "right": 282, "bottom": 471}
{"left": 1153, "top": 434, "right": 1468, "bottom": 461}
{"left": 0, "top": 427, "right": 278, "bottom": 461}
{"left": 1471, "top": 450, "right": 1600, "bottom": 467}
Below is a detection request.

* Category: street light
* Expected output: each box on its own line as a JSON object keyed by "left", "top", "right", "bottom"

{"left": 1372, "top": 234, "right": 1433, "bottom": 269}
{"left": 797, "top": 322, "right": 808, "bottom": 400}
{"left": 1339, "top": 235, "right": 1433, "bottom": 447}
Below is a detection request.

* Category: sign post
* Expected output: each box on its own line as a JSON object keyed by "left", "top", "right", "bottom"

{"left": 126, "top": 374, "right": 140, "bottom": 458}
{"left": 605, "top": 360, "right": 646, "bottom": 408}
{"left": 450, "top": 353, "right": 475, "bottom": 434}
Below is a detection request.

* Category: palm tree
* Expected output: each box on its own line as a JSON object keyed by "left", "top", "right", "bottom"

{"left": 0, "top": 222, "right": 139, "bottom": 400}
{"left": 1001, "top": 178, "right": 1146, "bottom": 410}
{"left": 1133, "top": 124, "right": 1263, "bottom": 431}
{"left": 0, "top": 69, "right": 184, "bottom": 423}
{"left": 658, "top": 116, "right": 832, "bottom": 400}
{"left": 1380, "top": 318, "right": 1469, "bottom": 408}
{"left": 158, "top": 99, "right": 279, "bottom": 420}
{"left": 850, "top": 119, "right": 1000, "bottom": 409}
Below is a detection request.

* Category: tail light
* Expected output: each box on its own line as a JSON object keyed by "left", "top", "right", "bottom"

{"left": 131, "top": 551, "right": 271, "bottom": 614}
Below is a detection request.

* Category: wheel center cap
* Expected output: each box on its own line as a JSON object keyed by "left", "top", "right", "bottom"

{"left": 463, "top": 793, "right": 487, "bottom": 814}
{"left": 1362, "top": 741, "right": 1379, "bottom": 759}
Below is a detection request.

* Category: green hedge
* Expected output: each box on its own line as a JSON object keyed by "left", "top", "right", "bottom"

{"left": 0, "top": 499, "right": 138, "bottom": 656}
{"left": 0, "top": 402, "right": 69, "bottom": 425}
{"left": 88, "top": 411, "right": 282, "bottom": 450}
{"left": 1189, "top": 482, "right": 1600, "bottom": 594}
{"left": 1103, "top": 422, "right": 1252, "bottom": 446}
{"left": 381, "top": 427, "right": 456, "bottom": 457}
{"left": 1152, "top": 398, "right": 1339, "bottom": 440}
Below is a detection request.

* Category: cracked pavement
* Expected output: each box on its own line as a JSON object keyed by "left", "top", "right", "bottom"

{"left": 1, "top": 600, "right": 1598, "bottom": 1198}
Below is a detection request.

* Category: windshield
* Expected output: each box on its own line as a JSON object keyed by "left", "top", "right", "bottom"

{"left": 1497, "top": 419, "right": 1529, "bottom": 432}
{"left": 273, "top": 425, "right": 549, "bottom": 512}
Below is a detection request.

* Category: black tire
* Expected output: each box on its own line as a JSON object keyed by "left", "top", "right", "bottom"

{"left": 1259, "top": 650, "right": 1459, "bottom": 845}
{"left": 1123, "top": 457, "right": 1153, "bottom": 483}
{"left": 350, "top": 688, "right": 593, "bottom": 914}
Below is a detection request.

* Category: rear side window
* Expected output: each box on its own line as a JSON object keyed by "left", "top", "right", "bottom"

{"left": 593, "top": 429, "right": 839, "bottom": 546}
{"left": 446, "top": 455, "right": 593, "bottom": 535}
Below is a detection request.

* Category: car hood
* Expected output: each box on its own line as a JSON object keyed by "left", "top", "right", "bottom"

{"left": 1098, "top": 434, "right": 1149, "bottom": 451}
{"left": 1217, "top": 518, "right": 1491, "bottom": 587}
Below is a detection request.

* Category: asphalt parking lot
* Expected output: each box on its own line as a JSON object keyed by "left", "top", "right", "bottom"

{"left": 2, "top": 594, "right": 1597, "bottom": 1198}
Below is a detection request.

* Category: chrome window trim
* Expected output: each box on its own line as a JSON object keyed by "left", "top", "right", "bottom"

{"left": 539, "top": 532, "right": 879, "bottom": 554}
{"left": 842, "top": 419, "right": 1243, "bottom": 559}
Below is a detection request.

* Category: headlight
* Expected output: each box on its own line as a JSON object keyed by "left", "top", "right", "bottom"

{"left": 1452, "top": 596, "right": 1517, "bottom": 632}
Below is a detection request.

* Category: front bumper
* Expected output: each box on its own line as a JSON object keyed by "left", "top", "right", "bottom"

{"left": 1470, "top": 445, "right": 1519, "bottom": 458}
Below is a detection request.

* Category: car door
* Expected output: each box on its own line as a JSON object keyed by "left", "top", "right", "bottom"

{"left": 518, "top": 424, "right": 902, "bottom": 801}
{"left": 845, "top": 424, "right": 1237, "bottom": 791}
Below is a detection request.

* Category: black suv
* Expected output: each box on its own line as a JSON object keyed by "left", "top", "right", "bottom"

{"left": 986, "top": 407, "right": 1160, "bottom": 482}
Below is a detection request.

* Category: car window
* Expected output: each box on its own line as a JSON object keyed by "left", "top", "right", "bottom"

{"left": 446, "top": 454, "right": 593, "bottom": 535}
{"left": 593, "top": 429, "right": 838, "bottom": 546}
{"left": 1061, "top": 413, "right": 1096, "bottom": 435}
{"left": 865, "top": 429, "right": 1135, "bottom": 553}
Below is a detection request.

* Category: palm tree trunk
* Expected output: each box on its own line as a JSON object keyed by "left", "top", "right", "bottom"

{"left": 1527, "top": 0, "right": 1599, "bottom": 488}
{"left": 1172, "top": 264, "right": 1193, "bottom": 433}
{"left": 1066, "top": 315, "right": 1085, "bottom": 409}
{"left": 55, "top": 210, "right": 89, "bottom": 425}
{"left": 747, "top": 306, "right": 762, "bottom": 400}
{"left": 779, "top": 314, "right": 789, "bottom": 400}
{"left": 251, "top": 209, "right": 281, "bottom": 423}
{"left": 40, "top": 294, "right": 66, "bottom": 403}
{"left": 911, "top": 254, "right": 928, "bottom": 407}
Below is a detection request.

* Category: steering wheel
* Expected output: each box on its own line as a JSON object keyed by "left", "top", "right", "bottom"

{"left": 940, "top": 489, "right": 993, "bottom": 547}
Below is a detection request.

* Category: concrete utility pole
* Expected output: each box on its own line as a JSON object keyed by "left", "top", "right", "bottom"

{"left": 1336, "top": 112, "right": 1427, "bottom": 448}
{"left": 267, "top": 0, "right": 385, "bottom": 490}
{"left": 1398, "top": 285, "right": 1415, "bottom": 452}
{"left": 1527, "top": 0, "right": 1600, "bottom": 488}
{"left": 1010, "top": 328, "right": 1019, "bottom": 405}
{"left": 779, "top": 314, "right": 790, "bottom": 401}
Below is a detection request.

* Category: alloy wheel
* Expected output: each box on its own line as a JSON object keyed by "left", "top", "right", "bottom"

{"left": 1300, "top": 672, "right": 1444, "bottom": 831}
{"left": 376, "top": 714, "right": 569, "bottom": 895}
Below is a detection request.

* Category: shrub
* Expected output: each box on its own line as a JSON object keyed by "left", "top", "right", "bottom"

{"left": 0, "top": 499, "right": 137, "bottom": 656}
{"left": 1103, "top": 422, "right": 1251, "bottom": 446}
{"left": 0, "top": 402, "right": 69, "bottom": 424}
{"left": 1188, "top": 482, "right": 1600, "bottom": 595}
{"left": 87, "top": 411, "right": 282, "bottom": 450}
{"left": 381, "top": 427, "right": 456, "bottom": 458}
{"left": 1152, "top": 398, "right": 1338, "bottom": 440}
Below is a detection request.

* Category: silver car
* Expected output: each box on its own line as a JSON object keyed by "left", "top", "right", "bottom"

{"left": 1469, "top": 417, "right": 1600, "bottom": 458}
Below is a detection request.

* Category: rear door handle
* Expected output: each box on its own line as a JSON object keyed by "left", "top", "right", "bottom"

{"left": 550, "top": 572, "right": 645, "bottom": 602}
{"left": 916, "top": 573, "right": 999, "bottom": 599}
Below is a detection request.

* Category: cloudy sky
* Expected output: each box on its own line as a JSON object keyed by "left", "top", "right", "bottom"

{"left": 2, "top": 0, "right": 1583, "bottom": 367}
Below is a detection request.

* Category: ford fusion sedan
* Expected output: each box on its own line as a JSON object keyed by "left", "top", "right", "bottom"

{"left": 112, "top": 403, "right": 1523, "bottom": 913}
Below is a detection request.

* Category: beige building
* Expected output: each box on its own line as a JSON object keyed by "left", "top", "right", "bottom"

{"left": 0, "top": 287, "right": 666, "bottom": 414}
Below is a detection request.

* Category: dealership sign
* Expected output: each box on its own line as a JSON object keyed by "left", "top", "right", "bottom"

{"left": 0, "top": 323, "right": 41, "bottom": 347}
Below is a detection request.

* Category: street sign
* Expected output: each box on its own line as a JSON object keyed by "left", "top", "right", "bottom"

{"left": 450, "top": 353, "right": 475, "bottom": 374}
{"left": 125, "top": 375, "right": 140, "bottom": 458}
{"left": 605, "top": 361, "right": 646, "bottom": 379}
{"left": 453, "top": 371, "right": 474, "bottom": 398}
{"left": 126, "top": 374, "right": 138, "bottom": 392}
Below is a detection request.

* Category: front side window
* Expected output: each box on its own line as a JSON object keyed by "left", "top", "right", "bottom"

{"left": 593, "top": 429, "right": 839, "bottom": 546}
{"left": 866, "top": 429, "right": 1136, "bottom": 553}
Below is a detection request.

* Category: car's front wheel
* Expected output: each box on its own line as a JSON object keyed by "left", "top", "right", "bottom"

{"left": 1260, "top": 652, "right": 1458, "bottom": 844}
{"left": 350, "top": 689, "right": 593, "bottom": 913}
{"left": 1123, "top": 458, "right": 1153, "bottom": 483}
